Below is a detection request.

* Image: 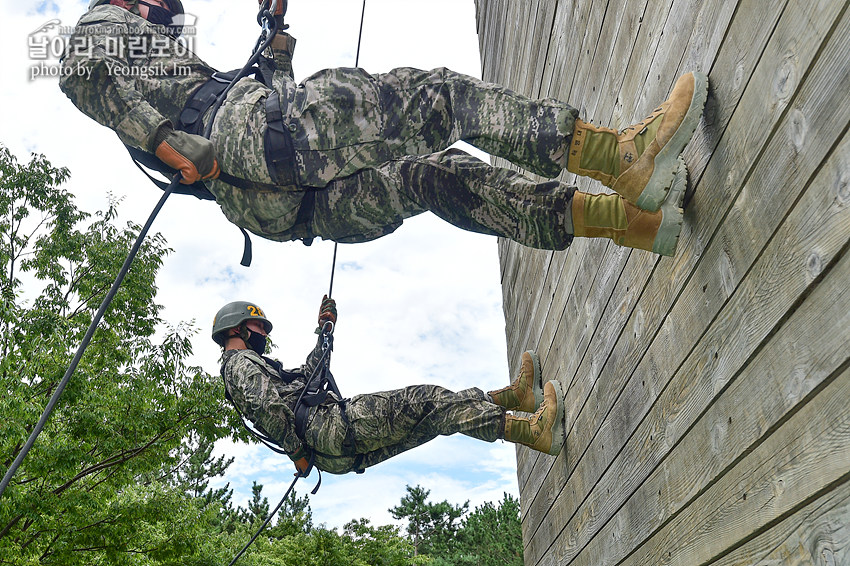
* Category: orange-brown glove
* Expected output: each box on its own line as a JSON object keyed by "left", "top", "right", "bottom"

{"left": 318, "top": 294, "right": 337, "bottom": 327}
{"left": 293, "top": 456, "right": 310, "bottom": 475}
{"left": 153, "top": 126, "right": 220, "bottom": 185}
{"left": 258, "top": 0, "right": 285, "bottom": 16}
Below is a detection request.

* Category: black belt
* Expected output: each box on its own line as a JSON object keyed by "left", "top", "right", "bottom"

{"left": 178, "top": 71, "right": 300, "bottom": 191}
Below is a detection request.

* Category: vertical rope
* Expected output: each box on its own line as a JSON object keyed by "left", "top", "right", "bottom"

{"left": 328, "top": 0, "right": 366, "bottom": 297}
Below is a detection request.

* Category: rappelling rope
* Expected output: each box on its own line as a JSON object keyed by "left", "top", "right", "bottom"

{"left": 328, "top": 0, "right": 366, "bottom": 297}
{"left": 0, "top": 175, "right": 181, "bottom": 499}
{"left": 227, "top": 2, "right": 366, "bottom": 564}
{"left": 0, "top": 0, "right": 286, "bottom": 502}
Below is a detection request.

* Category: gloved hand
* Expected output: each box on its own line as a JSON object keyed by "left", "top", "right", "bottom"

{"left": 258, "top": 0, "right": 285, "bottom": 16}
{"left": 293, "top": 456, "right": 310, "bottom": 476}
{"left": 318, "top": 294, "right": 336, "bottom": 327}
{"left": 153, "top": 126, "right": 220, "bottom": 185}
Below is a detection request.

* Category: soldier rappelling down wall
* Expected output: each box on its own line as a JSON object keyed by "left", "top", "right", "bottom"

{"left": 59, "top": 0, "right": 707, "bottom": 257}
{"left": 213, "top": 298, "right": 567, "bottom": 474}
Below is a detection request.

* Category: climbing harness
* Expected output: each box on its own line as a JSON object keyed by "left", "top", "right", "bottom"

{"left": 123, "top": 5, "right": 286, "bottom": 266}
{"left": 223, "top": 318, "right": 368, "bottom": 566}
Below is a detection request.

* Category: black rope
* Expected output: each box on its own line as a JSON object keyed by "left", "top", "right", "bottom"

{"left": 0, "top": 0, "right": 287, "bottom": 503}
{"left": 226, "top": 465, "right": 308, "bottom": 566}
{"left": 203, "top": 0, "right": 281, "bottom": 139}
{"left": 328, "top": 0, "right": 366, "bottom": 297}
{"left": 0, "top": 175, "right": 181, "bottom": 499}
{"left": 355, "top": 0, "right": 366, "bottom": 67}
{"left": 328, "top": 242, "right": 338, "bottom": 297}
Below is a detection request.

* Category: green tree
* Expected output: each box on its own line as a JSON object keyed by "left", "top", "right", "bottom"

{"left": 267, "top": 489, "right": 313, "bottom": 539}
{"left": 243, "top": 481, "right": 271, "bottom": 525}
{"left": 170, "top": 436, "right": 243, "bottom": 535}
{"left": 0, "top": 146, "right": 241, "bottom": 564}
{"left": 390, "top": 485, "right": 468, "bottom": 557}
{"left": 390, "top": 486, "right": 522, "bottom": 566}
{"left": 449, "top": 493, "right": 523, "bottom": 566}
{"left": 341, "top": 518, "right": 423, "bottom": 566}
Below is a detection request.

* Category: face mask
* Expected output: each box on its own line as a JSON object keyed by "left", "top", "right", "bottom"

{"left": 246, "top": 330, "right": 267, "bottom": 356}
{"left": 137, "top": 1, "right": 177, "bottom": 34}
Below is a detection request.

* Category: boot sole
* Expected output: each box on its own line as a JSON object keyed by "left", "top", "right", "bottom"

{"left": 652, "top": 156, "right": 687, "bottom": 256}
{"left": 635, "top": 71, "right": 708, "bottom": 212}
{"left": 545, "top": 380, "right": 566, "bottom": 457}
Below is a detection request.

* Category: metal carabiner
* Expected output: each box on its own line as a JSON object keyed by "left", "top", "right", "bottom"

{"left": 320, "top": 320, "right": 335, "bottom": 352}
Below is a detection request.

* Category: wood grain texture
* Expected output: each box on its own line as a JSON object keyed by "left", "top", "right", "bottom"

{"left": 476, "top": 0, "right": 850, "bottom": 564}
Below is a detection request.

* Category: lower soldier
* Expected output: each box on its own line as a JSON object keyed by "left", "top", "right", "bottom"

{"left": 213, "top": 299, "right": 565, "bottom": 474}
{"left": 60, "top": 1, "right": 708, "bottom": 257}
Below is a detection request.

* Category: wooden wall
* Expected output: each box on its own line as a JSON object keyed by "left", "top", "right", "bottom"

{"left": 475, "top": 0, "right": 850, "bottom": 564}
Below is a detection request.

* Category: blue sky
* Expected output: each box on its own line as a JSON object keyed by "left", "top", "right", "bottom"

{"left": 2, "top": 0, "right": 520, "bottom": 530}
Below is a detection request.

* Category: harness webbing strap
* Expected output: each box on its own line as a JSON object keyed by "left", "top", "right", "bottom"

{"left": 263, "top": 91, "right": 297, "bottom": 186}
{"left": 177, "top": 71, "right": 242, "bottom": 135}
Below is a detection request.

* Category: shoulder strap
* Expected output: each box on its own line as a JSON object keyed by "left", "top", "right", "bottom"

{"left": 260, "top": 355, "right": 304, "bottom": 383}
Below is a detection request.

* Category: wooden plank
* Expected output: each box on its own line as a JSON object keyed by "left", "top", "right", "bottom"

{"left": 518, "top": 0, "right": 671, "bottom": 520}
{"left": 568, "top": 127, "right": 850, "bottom": 566}
{"left": 501, "top": 1, "right": 524, "bottom": 89}
{"left": 524, "top": 2, "right": 557, "bottom": 99}
{"left": 709, "top": 478, "right": 850, "bottom": 566}
{"left": 515, "top": 0, "right": 666, "bottom": 501}
{"left": 504, "top": 0, "right": 615, "bottom": 384}
{"left": 539, "top": 0, "right": 583, "bottom": 99}
{"left": 620, "top": 363, "right": 850, "bottom": 565}
{"left": 503, "top": 0, "right": 609, "bottom": 368}
{"left": 514, "top": 0, "right": 604, "bottom": 511}
{"left": 514, "top": 0, "right": 649, "bottom": 449}
{"left": 521, "top": 0, "right": 653, "bottom": 370}
{"left": 520, "top": 0, "right": 848, "bottom": 560}
{"left": 517, "top": 0, "right": 721, "bottom": 542}
{"left": 512, "top": 1, "right": 537, "bottom": 96}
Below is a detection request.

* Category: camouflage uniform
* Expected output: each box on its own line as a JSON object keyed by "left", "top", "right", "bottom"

{"left": 61, "top": 5, "right": 579, "bottom": 249}
{"left": 221, "top": 346, "right": 505, "bottom": 474}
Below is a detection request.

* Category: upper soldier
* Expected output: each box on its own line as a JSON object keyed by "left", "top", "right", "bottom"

{"left": 60, "top": 0, "right": 707, "bottom": 256}
{"left": 213, "top": 298, "right": 566, "bottom": 474}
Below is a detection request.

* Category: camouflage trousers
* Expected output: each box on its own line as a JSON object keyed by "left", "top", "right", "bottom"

{"left": 302, "top": 385, "right": 506, "bottom": 474}
{"left": 210, "top": 67, "right": 580, "bottom": 248}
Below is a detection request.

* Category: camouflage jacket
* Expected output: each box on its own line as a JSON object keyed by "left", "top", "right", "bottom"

{"left": 59, "top": 5, "right": 216, "bottom": 153}
{"left": 59, "top": 6, "right": 391, "bottom": 244}
{"left": 221, "top": 337, "right": 332, "bottom": 457}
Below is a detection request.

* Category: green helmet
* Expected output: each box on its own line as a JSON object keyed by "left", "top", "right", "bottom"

{"left": 212, "top": 301, "right": 273, "bottom": 346}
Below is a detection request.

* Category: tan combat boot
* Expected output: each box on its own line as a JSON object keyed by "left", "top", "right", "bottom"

{"left": 504, "top": 380, "right": 565, "bottom": 456}
{"left": 566, "top": 71, "right": 707, "bottom": 212}
{"left": 572, "top": 157, "right": 687, "bottom": 256}
{"left": 489, "top": 350, "right": 543, "bottom": 413}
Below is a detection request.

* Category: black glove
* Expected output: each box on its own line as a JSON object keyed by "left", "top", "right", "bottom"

{"left": 153, "top": 126, "right": 220, "bottom": 185}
